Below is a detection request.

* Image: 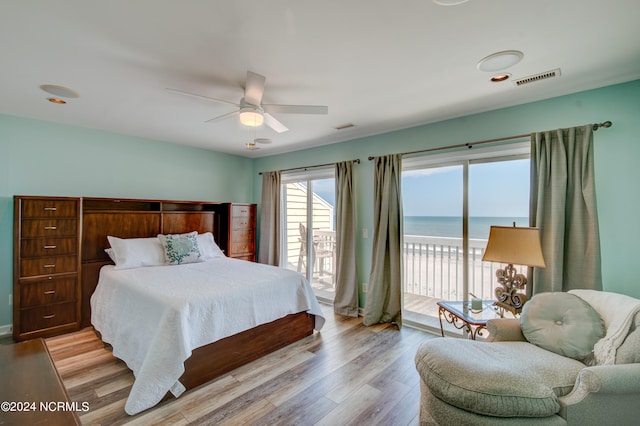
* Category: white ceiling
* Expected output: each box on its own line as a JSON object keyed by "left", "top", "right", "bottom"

{"left": 2, "top": 1, "right": 639, "bottom": 158}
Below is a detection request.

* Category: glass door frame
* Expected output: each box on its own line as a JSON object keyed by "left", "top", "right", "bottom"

{"left": 401, "top": 141, "right": 530, "bottom": 329}
{"left": 280, "top": 167, "right": 336, "bottom": 292}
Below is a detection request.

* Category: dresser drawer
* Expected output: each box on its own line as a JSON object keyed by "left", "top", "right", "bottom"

{"left": 20, "top": 256, "right": 77, "bottom": 277}
{"left": 21, "top": 219, "right": 77, "bottom": 238}
{"left": 231, "top": 254, "right": 256, "bottom": 262}
{"left": 231, "top": 204, "right": 252, "bottom": 218}
{"left": 231, "top": 228, "right": 254, "bottom": 243}
{"left": 230, "top": 241, "right": 255, "bottom": 254}
{"left": 20, "top": 302, "right": 77, "bottom": 333}
{"left": 21, "top": 199, "right": 77, "bottom": 218}
{"left": 20, "top": 277, "right": 77, "bottom": 308}
{"left": 20, "top": 237, "right": 78, "bottom": 258}
{"left": 232, "top": 216, "right": 255, "bottom": 229}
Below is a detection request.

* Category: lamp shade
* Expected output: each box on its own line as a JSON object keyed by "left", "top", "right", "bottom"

{"left": 482, "top": 226, "right": 546, "bottom": 268}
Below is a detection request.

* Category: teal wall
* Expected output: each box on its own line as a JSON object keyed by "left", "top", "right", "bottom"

{"left": 253, "top": 80, "right": 640, "bottom": 305}
{"left": 2, "top": 80, "right": 639, "bottom": 330}
{"left": 0, "top": 115, "right": 254, "bottom": 326}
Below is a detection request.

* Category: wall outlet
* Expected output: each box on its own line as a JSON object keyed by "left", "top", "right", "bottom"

{"left": 8, "top": 294, "right": 12, "bottom": 306}
{"left": 362, "top": 283, "right": 367, "bottom": 292}
{"left": 362, "top": 228, "right": 368, "bottom": 238}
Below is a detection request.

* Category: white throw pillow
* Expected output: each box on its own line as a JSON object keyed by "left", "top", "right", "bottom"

{"left": 521, "top": 292, "right": 604, "bottom": 360}
{"left": 107, "top": 236, "right": 166, "bottom": 270}
{"left": 158, "top": 231, "right": 203, "bottom": 265}
{"left": 197, "top": 232, "right": 225, "bottom": 259}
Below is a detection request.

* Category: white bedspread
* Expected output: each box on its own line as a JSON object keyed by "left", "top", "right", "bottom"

{"left": 90, "top": 258, "right": 325, "bottom": 415}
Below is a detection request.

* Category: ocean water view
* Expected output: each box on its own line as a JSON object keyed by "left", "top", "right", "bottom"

{"left": 404, "top": 216, "right": 529, "bottom": 240}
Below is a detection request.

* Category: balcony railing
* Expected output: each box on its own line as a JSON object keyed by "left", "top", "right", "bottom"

{"left": 403, "top": 235, "right": 526, "bottom": 302}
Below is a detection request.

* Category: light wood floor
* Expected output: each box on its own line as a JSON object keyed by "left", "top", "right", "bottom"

{"left": 45, "top": 303, "right": 436, "bottom": 425}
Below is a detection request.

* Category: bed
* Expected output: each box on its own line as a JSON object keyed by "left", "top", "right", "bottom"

{"left": 80, "top": 197, "right": 325, "bottom": 415}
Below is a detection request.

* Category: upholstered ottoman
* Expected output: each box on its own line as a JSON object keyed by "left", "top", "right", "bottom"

{"left": 415, "top": 338, "right": 585, "bottom": 424}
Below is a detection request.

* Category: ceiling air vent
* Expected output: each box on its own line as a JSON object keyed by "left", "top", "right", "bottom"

{"left": 334, "top": 123, "right": 355, "bottom": 130}
{"left": 513, "top": 68, "right": 561, "bottom": 87}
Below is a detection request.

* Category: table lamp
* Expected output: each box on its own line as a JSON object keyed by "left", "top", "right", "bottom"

{"left": 481, "top": 224, "right": 546, "bottom": 315}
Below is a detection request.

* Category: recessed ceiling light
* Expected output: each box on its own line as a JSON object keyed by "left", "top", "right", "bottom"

{"left": 47, "top": 98, "right": 67, "bottom": 104}
{"left": 477, "top": 50, "right": 524, "bottom": 72}
{"left": 490, "top": 73, "right": 511, "bottom": 82}
{"left": 433, "top": 0, "right": 470, "bottom": 5}
{"left": 40, "top": 84, "right": 79, "bottom": 98}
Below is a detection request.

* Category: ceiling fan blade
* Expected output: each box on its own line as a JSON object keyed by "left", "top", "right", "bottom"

{"left": 244, "top": 71, "right": 266, "bottom": 106}
{"left": 262, "top": 104, "right": 328, "bottom": 115}
{"left": 165, "top": 88, "right": 240, "bottom": 107}
{"left": 205, "top": 110, "right": 239, "bottom": 124}
{"left": 263, "top": 113, "right": 289, "bottom": 133}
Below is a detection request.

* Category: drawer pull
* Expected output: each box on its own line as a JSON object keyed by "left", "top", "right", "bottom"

{"left": 44, "top": 290, "right": 56, "bottom": 295}
{"left": 43, "top": 314, "right": 56, "bottom": 319}
{"left": 44, "top": 245, "right": 57, "bottom": 249}
{"left": 44, "top": 226, "right": 57, "bottom": 230}
{"left": 43, "top": 264, "right": 56, "bottom": 268}
{"left": 43, "top": 207, "right": 57, "bottom": 211}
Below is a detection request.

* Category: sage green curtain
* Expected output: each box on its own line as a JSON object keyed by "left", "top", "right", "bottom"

{"left": 529, "top": 125, "right": 602, "bottom": 294}
{"left": 364, "top": 154, "right": 403, "bottom": 327}
{"left": 333, "top": 161, "right": 359, "bottom": 317}
{"left": 258, "top": 171, "right": 281, "bottom": 266}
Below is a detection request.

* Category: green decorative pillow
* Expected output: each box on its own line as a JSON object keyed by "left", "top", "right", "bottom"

{"left": 521, "top": 292, "right": 604, "bottom": 360}
{"left": 157, "top": 231, "right": 203, "bottom": 265}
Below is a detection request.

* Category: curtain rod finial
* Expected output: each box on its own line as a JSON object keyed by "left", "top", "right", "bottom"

{"left": 593, "top": 120, "right": 612, "bottom": 131}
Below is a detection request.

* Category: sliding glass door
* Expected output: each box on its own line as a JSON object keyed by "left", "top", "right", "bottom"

{"left": 403, "top": 164, "right": 463, "bottom": 325}
{"left": 281, "top": 170, "right": 336, "bottom": 302}
{"left": 402, "top": 143, "right": 530, "bottom": 329}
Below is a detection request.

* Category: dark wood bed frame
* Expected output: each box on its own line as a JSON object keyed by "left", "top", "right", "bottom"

{"left": 80, "top": 197, "right": 315, "bottom": 399}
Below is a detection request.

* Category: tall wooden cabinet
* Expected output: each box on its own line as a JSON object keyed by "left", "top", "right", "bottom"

{"left": 12, "top": 196, "right": 257, "bottom": 340}
{"left": 218, "top": 203, "right": 257, "bottom": 262}
{"left": 13, "top": 196, "right": 81, "bottom": 341}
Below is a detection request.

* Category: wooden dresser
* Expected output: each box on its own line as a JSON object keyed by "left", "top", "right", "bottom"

{"left": 13, "top": 196, "right": 81, "bottom": 341}
{"left": 219, "top": 203, "right": 257, "bottom": 261}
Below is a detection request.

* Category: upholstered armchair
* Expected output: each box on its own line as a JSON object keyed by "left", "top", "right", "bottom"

{"left": 414, "top": 290, "right": 640, "bottom": 425}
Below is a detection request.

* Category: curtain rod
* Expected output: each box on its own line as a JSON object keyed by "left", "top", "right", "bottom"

{"left": 367, "top": 121, "right": 612, "bottom": 161}
{"left": 258, "top": 158, "right": 360, "bottom": 175}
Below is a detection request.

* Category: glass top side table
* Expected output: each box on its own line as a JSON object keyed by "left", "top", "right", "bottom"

{"left": 437, "top": 300, "right": 504, "bottom": 340}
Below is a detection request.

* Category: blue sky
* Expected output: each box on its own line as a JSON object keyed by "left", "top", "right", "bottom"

{"left": 305, "top": 158, "right": 530, "bottom": 218}
{"left": 402, "top": 158, "right": 530, "bottom": 217}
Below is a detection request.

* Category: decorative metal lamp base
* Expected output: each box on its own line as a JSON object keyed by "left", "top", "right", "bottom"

{"left": 493, "top": 263, "right": 528, "bottom": 316}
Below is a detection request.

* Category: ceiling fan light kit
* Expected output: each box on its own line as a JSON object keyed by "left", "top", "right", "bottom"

{"left": 239, "top": 108, "right": 264, "bottom": 127}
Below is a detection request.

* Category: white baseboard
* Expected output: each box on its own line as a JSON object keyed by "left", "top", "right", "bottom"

{"left": 0, "top": 324, "right": 13, "bottom": 337}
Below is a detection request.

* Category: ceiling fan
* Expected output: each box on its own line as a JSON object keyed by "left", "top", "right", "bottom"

{"left": 166, "top": 71, "right": 328, "bottom": 133}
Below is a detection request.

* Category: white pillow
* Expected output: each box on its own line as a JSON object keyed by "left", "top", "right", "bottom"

{"left": 521, "top": 292, "right": 604, "bottom": 360}
{"left": 107, "top": 236, "right": 166, "bottom": 270}
{"left": 197, "top": 232, "right": 225, "bottom": 259}
{"left": 158, "top": 231, "right": 203, "bottom": 265}
{"left": 104, "top": 247, "right": 116, "bottom": 262}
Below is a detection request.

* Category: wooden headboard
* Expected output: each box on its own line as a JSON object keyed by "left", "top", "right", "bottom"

{"left": 80, "top": 197, "right": 222, "bottom": 327}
